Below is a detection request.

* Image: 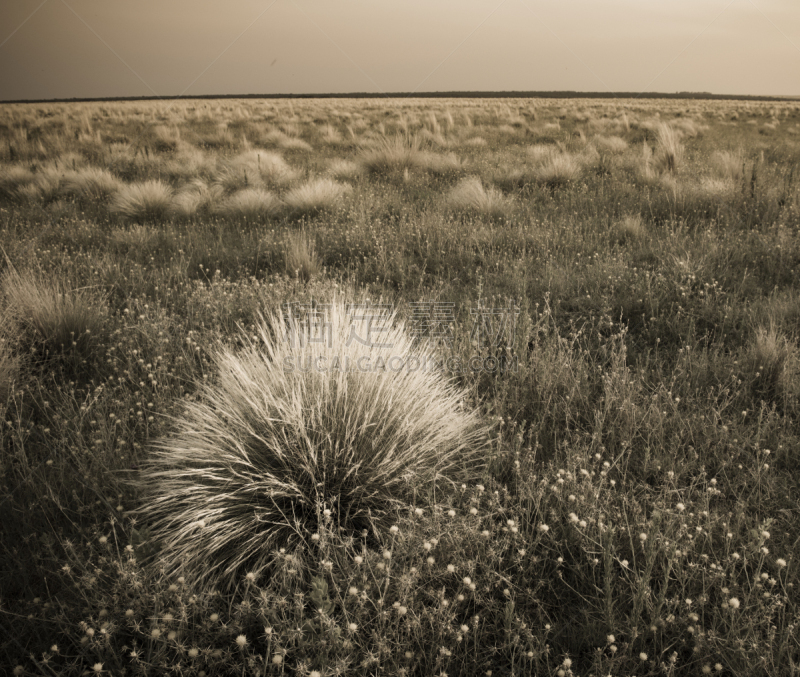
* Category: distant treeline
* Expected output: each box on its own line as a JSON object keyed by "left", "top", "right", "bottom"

{"left": 2, "top": 91, "right": 798, "bottom": 105}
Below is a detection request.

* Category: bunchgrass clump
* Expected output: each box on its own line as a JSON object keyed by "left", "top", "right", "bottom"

{"left": 61, "top": 166, "right": 122, "bottom": 201}
{"left": 446, "top": 176, "right": 511, "bottom": 217}
{"left": 110, "top": 179, "right": 174, "bottom": 221}
{"left": 532, "top": 151, "right": 581, "bottom": 188}
{"left": 653, "top": 123, "right": 684, "bottom": 174}
{"left": 284, "top": 177, "right": 351, "bottom": 216}
{"left": 216, "top": 187, "right": 281, "bottom": 219}
{"left": 284, "top": 230, "right": 321, "bottom": 282}
{"left": 1, "top": 267, "right": 108, "bottom": 373}
{"left": 136, "top": 296, "right": 489, "bottom": 590}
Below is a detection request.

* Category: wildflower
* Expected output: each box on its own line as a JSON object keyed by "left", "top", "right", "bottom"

{"left": 676, "top": 502, "right": 685, "bottom": 512}
{"left": 354, "top": 556, "right": 363, "bottom": 564}
{"left": 777, "top": 558, "right": 787, "bottom": 567}
{"left": 311, "top": 533, "right": 320, "bottom": 542}
{"left": 348, "top": 622, "right": 358, "bottom": 632}
{"left": 702, "top": 666, "right": 711, "bottom": 674}
{"left": 639, "top": 532, "right": 647, "bottom": 542}
{"left": 481, "top": 530, "right": 490, "bottom": 537}
{"left": 414, "top": 508, "right": 424, "bottom": 516}
{"left": 349, "top": 586, "right": 359, "bottom": 595}
{"left": 390, "top": 525, "right": 399, "bottom": 534}
{"left": 383, "top": 550, "right": 392, "bottom": 560}
{"left": 461, "top": 624, "right": 469, "bottom": 633}
{"left": 470, "top": 507, "right": 478, "bottom": 515}
{"left": 397, "top": 606, "right": 407, "bottom": 615}
{"left": 761, "top": 547, "right": 770, "bottom": 555}
{"left": 728, "top": 597, "right": 740, "bottom": 609}
{"left": 272, "top": 654, "right": 283, "bottom": 665}
{"left": 235, "top": 634, "right": 247, "bottom": 648}
{"left": 538, "top": 524, "right": 549, "bottom": 533}
{"left": 98, "top": 536, "right": 108, "bottom": 545}
{"left": 405, "top": 651, "right": 413, "bottom": 659}
{"left": 639, "top": 652, "right": 648, "bottom": 661}
{"left": 563, "top": 658, "right": 572, "bottom": 668}
{"left": 448, "top": 510, "right": 456, "bottom": 517}
{"left": 463, "top": 576, "right": 472, "bottom": 585}
{"left": 150, "top": 628, "right": 160, "bottom": 638}
{"left": 569, "top": 513, "right": 579, "bottom": 523}
{"left": 93, "top": 665, "right": 103, "bottom": 674}
{"left": 311, "top": 672, "right": 321, "bottom": 677}
{"left": 323, "top": 509, "right": 331, "bottom": 517}
{"left": 715, "top": 664, "right": 723, "bottom": 671}
{"left": 447, "top": 564, "right": 455, "bottom": 573}
{"left": 188, "top": 648, "right": 199, "bottom": 658}
{"left": 427, "top": 556, "right": 435, "bottom": 565}
{"left": 209, "top": 613, "right": 219, "bottom": 622}
{"left": 245, "top": 572, "right": 256, "bottom": 582}
{"left": 607, "top": 634, "right": 615, "bottom": 643}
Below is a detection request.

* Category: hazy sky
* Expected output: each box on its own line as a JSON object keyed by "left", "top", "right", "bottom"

{"left": 1, "top": 0, "right": 798, "bottom": 101}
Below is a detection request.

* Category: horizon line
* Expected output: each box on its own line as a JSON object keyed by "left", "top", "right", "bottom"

{"left": 2, "top": 90, "right": 799, "bottom": 105}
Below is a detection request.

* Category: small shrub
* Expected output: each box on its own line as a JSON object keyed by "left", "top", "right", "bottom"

{"left": 284, "top": 178, "right": 351, "bottom": 216}
{"left": 136, "top": 297, "right": 489, "bottom": 589}
{"left": 110, "top": 179, "right": 174, "bottom": 221}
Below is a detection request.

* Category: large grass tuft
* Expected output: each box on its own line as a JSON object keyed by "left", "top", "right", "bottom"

{"left": 446, "top": 176, "right": 511, "bottom": 217}
{"left": 136, "top": 297, "right": 489, "bottom": 589}
{"left": 1, "top": 267, "right": 108, "bottom": 374}
{"left": 110, "top": 179, "right": 174, "bottom": 221}
{"left": 284, "top": 177, "right": 351, "bottom": 216}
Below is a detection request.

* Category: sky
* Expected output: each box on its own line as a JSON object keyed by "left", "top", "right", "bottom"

{"left": 0, "top": 0, "right": 798, "bottom": 101}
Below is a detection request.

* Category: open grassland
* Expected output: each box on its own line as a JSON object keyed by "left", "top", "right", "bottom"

{"left": 1, "top": 96, "right": 800, "bottom": 676}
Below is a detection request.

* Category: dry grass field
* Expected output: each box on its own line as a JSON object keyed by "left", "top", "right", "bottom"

{"left": 1, "top": 96, "right": 799, "bottom": 676}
